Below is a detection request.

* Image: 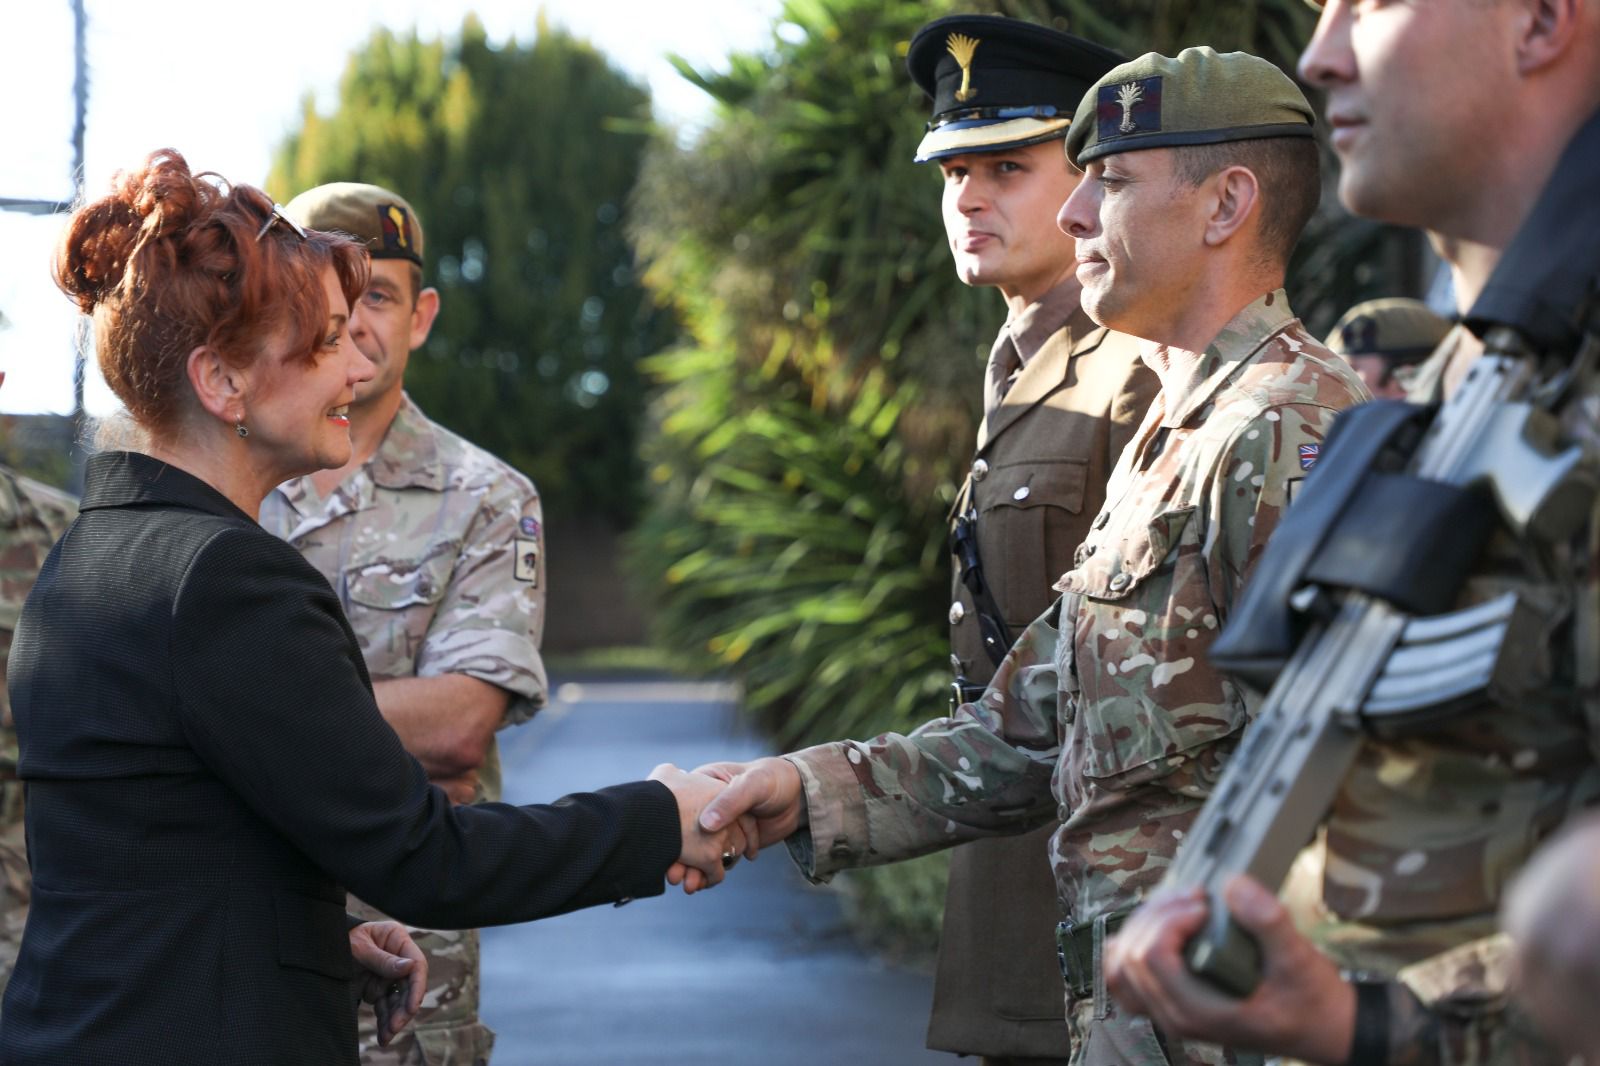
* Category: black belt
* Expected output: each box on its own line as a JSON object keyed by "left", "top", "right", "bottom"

{"left": 1055, "top": 908, "right": 1131, "bottom": 1000}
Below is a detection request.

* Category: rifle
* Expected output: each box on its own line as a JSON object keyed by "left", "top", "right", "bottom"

{"left": 1158, "top": 107, "right": 1600, "bottom": 998}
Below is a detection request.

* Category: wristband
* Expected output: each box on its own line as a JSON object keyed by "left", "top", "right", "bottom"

{"left": 1343, "top": 979, "right": 1390, "bottom": 1066}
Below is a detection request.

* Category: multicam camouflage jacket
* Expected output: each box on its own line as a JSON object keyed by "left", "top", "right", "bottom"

{"left": 261, "top": 393, "right": 545, "bottom": 1062}
{"left": 0, "top": 467, "right": 77, "bottom": 994}
{"left": 1281, "top": 326, "right": 1600, "bottom": 1066}
{"left": 787, "top": 292, "right": 1368, "bottom": 1064}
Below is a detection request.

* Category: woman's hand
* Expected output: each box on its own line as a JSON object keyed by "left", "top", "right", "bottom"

{"left": 648, "top": 764, "right": 753, "bottom": 893}
{"left": 349, "top": 920, "right": 428, "bottom": 1047}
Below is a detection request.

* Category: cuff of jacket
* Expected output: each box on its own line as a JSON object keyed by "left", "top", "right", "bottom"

{"left": 604, "top": 779, "right": 683, "bottom": 904}
{"left": 783, "top": 744, "right": 873, "bottom": 883}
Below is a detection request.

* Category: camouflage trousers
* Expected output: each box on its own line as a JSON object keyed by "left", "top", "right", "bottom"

{"left": 352, "top": 896, "right": 495, "bottom": 1066}
{"left": 0, "top": 816, "right": 27, "bottom": 1003}
{"left": 1066, "top": 992, "right": 1262, "bottom": 1066}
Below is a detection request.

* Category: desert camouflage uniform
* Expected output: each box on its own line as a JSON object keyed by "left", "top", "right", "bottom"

{"left": 1278, "top": 326, "right": 1600, "bottom": 1066}
{"left": 0, "top": 468, "right": 77, "bottom": 1002}
{"left": 262, "top": 394, "right": 546, "bottom": 1066}
{"left": 786, "top": 292, "right": 1368, "bottom": 1066}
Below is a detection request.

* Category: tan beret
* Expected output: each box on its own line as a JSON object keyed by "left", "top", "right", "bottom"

{"left": 283, "top": 182, "right": 424, "bottom": 266}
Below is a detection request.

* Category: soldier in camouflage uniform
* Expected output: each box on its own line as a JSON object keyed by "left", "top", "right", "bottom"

{"left": 0, "top": 464, "right": 75, "bottom": 1004}
{"left": 1099, "top": 2, "right": 1600, "bottom": 1065}
{"left": 694, "top": 49, "right": 1367, "bottom": 1066}
{"left": 1323, "top": 298, "right": 1452, "bottom": 401}
{"left": 261, "top": 184, "right": 546, "bottom": 1066}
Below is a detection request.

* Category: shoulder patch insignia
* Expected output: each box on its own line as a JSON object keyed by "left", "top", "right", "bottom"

{"left": 1098, "top": 76, "right": 1162, "bottom": 142}
{"left": 519, "top": 516, "right": 541, "bottom": 538}
{"left": 514, "top": 538, "right": 539, "bottom": 585}
{"left": 1298, "top": 442, "right": 1321, "bottom": 471}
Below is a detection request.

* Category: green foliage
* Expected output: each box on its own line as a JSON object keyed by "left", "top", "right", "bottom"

{"left": 268, "top": 17, "right": 673, "bottom": 521}
{"left": 630, "top": 0, "right": 985, "bottom": 733}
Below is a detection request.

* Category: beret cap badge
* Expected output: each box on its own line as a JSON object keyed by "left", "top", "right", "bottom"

{"left": 946, "top": 33, "right": 980, "bottom": 102}
{"left": 379, "top": 204, "right": 412, "bottom": 254}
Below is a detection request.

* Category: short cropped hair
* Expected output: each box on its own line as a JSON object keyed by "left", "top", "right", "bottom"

{"left": 1173, "top": 136, "right": 1321, "bottom": 266}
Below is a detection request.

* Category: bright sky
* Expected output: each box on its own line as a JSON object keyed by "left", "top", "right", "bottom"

{"left": 0, "top": 0, "right": 782, "bottom": 415}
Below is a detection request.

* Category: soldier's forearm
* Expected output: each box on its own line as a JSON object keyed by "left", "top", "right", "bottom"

{"left": 370, "top": 675, "right": 509, "bottom": 780}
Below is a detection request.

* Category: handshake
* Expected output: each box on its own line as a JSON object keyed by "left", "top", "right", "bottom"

{"left": 646, "top": 757, "right": 808, "bottom": 893}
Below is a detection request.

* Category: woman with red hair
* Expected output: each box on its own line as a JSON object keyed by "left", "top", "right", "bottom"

{"left": 1, "top": 150, "right": 743, "bottom": 1065}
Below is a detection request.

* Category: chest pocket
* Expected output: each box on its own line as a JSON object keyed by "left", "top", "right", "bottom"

{"left": 1066, "top": 506, "right": 1247, "bottom": 783}
{"left": 343, "top": 549, "right": 456, "bottom": 675}
{"left": 977, "top": 460, "right": 1090, "bottom": 627}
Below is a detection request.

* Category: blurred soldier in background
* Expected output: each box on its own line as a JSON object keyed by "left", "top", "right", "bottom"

{"left": 1323, "top": 297, "right": 1452, "bottom": 400}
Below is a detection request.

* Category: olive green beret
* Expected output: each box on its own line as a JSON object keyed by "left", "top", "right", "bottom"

{"left": 283, "top": 182, "right": 424, "bottom": 266}
{"left": 1065, "top": 46, "right": 1315, "bottom": 167}
{"left": 1324, "top": 298, "right": 1453, "bottom": 365}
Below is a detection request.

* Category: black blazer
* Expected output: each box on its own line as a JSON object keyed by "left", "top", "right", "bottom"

{"left": 1, "top": 452, "right": 680, "bottom": 1065}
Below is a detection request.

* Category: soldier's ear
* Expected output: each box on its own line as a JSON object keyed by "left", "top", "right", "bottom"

{"left": 408, "top": 288, "right": 440, "bottom": 350}
{"left": 1513, "top": 0, "right": 1582, "bottom": 75}
{"left": 1202, "top": 165, "right": 1262, "bottom": 250}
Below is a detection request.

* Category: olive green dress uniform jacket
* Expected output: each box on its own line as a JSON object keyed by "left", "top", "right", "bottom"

{"left": 935, "top": 299, "right": 1157, "bottom": 1059}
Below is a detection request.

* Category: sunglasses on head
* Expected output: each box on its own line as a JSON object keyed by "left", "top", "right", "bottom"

{"left": 255, "top": 203, "right": 308, "bottom": 243}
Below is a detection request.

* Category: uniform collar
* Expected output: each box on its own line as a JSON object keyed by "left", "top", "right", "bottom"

{"left": 1151, "top": 288, "right": 1296, "bottom": 428}
{"left": 1005, "top": 277, "right": 1088, "bottom": 369}
{"left": 79, "top": 451, "right": 254, "bottom": 523}
{"left": 365, "top": 393, "right": 445, "bottom": 492}
{"left": 977, "top": 290, "right": 1102, "bottom": 453}
{"left": 266, "top": 393, "right": 445, "bottom": 537}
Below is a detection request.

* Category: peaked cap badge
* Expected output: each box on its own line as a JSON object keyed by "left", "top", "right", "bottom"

{"left": 946, "top": 33, "right": 980, "bottom": 102}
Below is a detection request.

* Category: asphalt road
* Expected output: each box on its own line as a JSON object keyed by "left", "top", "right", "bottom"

{"left": 479, "top": 678, "right": 956, "bottom": 1066}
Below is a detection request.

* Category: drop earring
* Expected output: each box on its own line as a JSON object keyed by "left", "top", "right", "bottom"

{"left": 235, "top": 420, "right": 249, "bottom": 439}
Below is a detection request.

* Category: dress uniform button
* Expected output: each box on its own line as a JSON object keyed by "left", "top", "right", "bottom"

{"left": 1109, "top": 572, "right": 1131, "bottom": 591}
{"left": 949, "top": 601, "right": 966, "bottom": 625}
{"left": 1013, "top": 485, "right": 1030, "bottom": 502}
{"left": 971, "top": 458, "right": 989, "bottom": 481}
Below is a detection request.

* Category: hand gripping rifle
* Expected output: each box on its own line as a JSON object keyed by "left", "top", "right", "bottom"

{"left": 1158, "top": 108, "right": 1600, "bottom": 998}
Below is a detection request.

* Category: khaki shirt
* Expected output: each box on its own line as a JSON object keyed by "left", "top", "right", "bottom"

{"left": 786, "top": 292, "right": 1368, "bottom": 1064}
